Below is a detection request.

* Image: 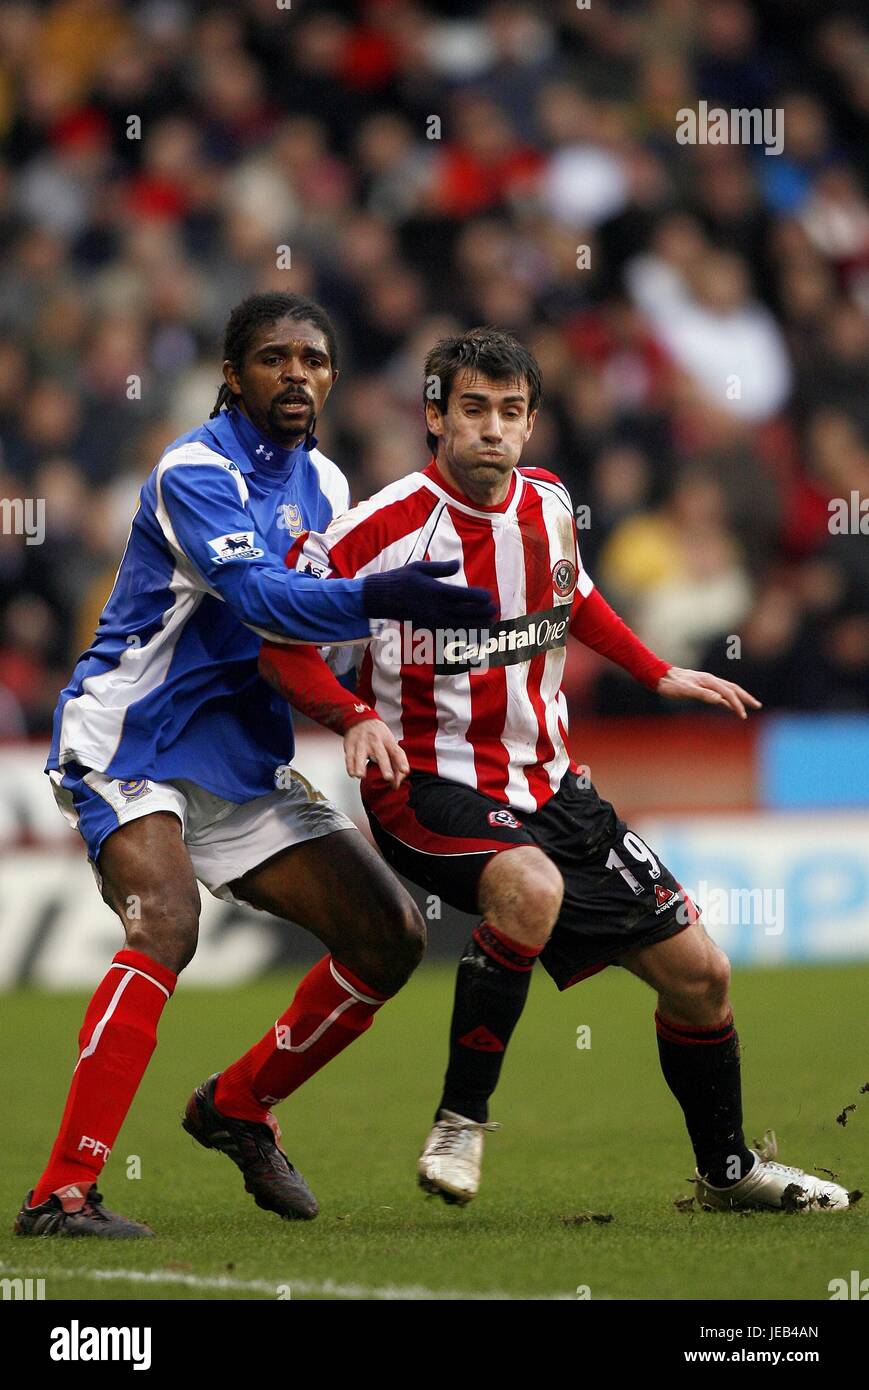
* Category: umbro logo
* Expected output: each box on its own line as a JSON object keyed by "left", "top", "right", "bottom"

{"left": 255, "top": 444, "right": 274, "bottom": 461}
{"left": 458, "top": 1025, "right": 505, "bottom": 1052}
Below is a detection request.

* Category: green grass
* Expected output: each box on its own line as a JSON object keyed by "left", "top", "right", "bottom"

{"left": 1, "top": 963, "right": 867, "bottom": 1300}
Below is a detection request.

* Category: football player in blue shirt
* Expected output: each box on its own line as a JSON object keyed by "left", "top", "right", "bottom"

{"left": 15, "top": 292, "right": 494, "bottom": 1238}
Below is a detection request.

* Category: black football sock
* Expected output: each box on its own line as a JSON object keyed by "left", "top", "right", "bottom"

{"left": 655, "top": 1010, "right": 755, "bottom": 1187}
{"left": 438, "top": 923, "right": 540, "bottom": 1124}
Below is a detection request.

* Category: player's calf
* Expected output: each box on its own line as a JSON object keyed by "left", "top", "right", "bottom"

{"left": 21, "top": 815, "right": 196, "bottom": 1229}
{"left": 424, "top": 850, "right": 564, "bottom": 1182}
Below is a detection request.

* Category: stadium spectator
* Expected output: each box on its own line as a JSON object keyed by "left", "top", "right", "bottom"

{"left": 0, "top": 0, "right": 865, "bottom": 726}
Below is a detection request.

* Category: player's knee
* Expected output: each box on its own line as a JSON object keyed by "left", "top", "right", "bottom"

{"left": 388, "top": 893, "right": 426, "bottom": 974}
{"left": 121, "top": 887, "right": 201, "bottom": 975}
{"left": 668, "top": 945, "right": 731, "bottom": 1014}
{"left": 704, "top": 947, "right": 731, "bottom": 1007}
{"left": 517, "top": 874, "right": 564, "bottom": 946}
{"left": 360, "top": 891, "right": 426, "bottom": 993}
{"left": 481, "top": 848, "right": 564, "bottom": 948}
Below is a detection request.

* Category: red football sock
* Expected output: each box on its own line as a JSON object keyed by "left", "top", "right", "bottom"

{"left": 214, "top": 956, "right": 389, "bottom": 1123}
{"left": 30, "top": 949, "right": 176, "bottom": 1207}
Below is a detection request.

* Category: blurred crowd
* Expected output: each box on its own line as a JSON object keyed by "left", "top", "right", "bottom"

{"left": 0, "top": 0, "right": 867, "bottom": 735}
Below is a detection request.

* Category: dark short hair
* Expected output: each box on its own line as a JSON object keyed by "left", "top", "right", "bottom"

{"left": 422, "top": 327, "right": 542, "bottom": 454}
{"left": 210, "top": 292, "right": 338, "bottom": 417}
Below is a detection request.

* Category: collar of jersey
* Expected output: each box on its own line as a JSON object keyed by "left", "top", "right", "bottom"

{"left": 211, "top": 406, "right": 317, "bottom": 475}
{"left": 423, "top": 458, "right": 522, "bottom": 521}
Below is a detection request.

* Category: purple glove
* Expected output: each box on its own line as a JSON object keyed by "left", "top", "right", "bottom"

{"left": 363, "top": 560, "right": 496, "bottom": 629}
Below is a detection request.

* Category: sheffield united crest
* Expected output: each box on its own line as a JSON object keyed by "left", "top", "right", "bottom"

{"left": 552, "top": 558, "right": 577, "bottom": 597}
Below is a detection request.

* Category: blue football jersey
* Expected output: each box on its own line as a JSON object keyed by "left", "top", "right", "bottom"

{"left": 46, "top": 406, "right": 371, "bottom": 802}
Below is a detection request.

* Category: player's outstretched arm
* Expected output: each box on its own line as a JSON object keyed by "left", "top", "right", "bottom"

{"left": 258, "top": 641, "right": 409, "bottom": 787}
{"left": 158, "top": 461, "right": 494, "bottom": 642}
{"left": 655, "top": 666, "right": 762, "bottom": 720}
{"left": 157, "top": 458, "right": 373, "bottom": 645}
{"left": 569, "top": 585, "right": 671, "bottom": 688}
{"left": 569, "top": 586, "right": 761, "bottom": 717}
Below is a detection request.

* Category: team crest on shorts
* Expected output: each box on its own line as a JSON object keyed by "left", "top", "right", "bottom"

{"left": 552, "top": 558, "right": 577, "bottom": 597}
{"left": 488, "top": 808, "right": 522, "bottom": 830}
{"left": 118, "top": 778, "right": 150, "bottom": 800}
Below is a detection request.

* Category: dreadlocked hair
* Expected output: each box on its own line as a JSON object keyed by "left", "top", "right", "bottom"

{"left": 209, "top": 292, "right": 339, "bottom": 418}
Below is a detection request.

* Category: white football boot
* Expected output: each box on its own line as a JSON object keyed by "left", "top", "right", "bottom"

{"left": 417, "top": 1109, "right": 500, "bottom": 1205}
{"left": 695, "top": 1131, "right": 851, "bottom": 1212}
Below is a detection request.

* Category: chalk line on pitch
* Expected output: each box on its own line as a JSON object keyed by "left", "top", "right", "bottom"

{"left": 0, "top": 1260, "right": 572, "bottom": 1301}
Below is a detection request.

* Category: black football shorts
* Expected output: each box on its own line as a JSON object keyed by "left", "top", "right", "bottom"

{"left": 362, "top": 768, "right": 696, "bottom": 990}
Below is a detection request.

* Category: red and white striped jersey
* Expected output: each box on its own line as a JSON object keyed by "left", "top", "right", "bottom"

{"left": 288, "top": 459, "right": 593, "bottom": 813}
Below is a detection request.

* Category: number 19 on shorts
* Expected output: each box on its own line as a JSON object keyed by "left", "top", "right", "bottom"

{"left": 606, "top": 832, "right": 661, "bottom": 895}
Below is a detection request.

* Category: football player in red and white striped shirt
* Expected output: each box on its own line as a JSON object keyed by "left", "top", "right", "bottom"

{"left": 259, "top": 329, "right": 850, "bottom": 1215}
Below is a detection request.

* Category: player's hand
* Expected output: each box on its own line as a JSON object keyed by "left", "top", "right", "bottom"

{"left": 344, "top": 718, "right": 410, "bottom": 787}
{"left": 656, "top": 666, "right": 762, "bottom": 720}
{"left": 362, "top": 560, "right": 497, "bottom": 629}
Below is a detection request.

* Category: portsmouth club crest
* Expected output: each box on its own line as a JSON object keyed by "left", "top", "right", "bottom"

{"left": 118, "top": 778, "right": 150, "bottom": 800}
{"left": 552, "top": 557, "right": 577, "bottom": 598}
{"left": 277, "top": 502, "right": 305, "bottom": 536}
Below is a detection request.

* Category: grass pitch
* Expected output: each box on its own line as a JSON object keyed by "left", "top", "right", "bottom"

{"left": 2, "top": 962, "right": 867, "bottom": 1301}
